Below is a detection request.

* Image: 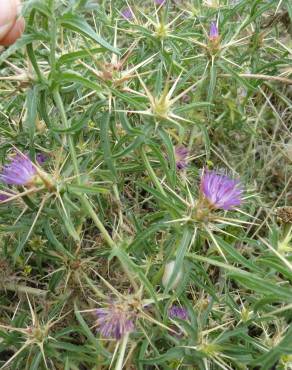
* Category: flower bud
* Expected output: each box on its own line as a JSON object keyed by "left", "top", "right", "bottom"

{"left": 162, "top": 260, "right": 183, "bottom": 289}
{"left": 209, "top": 22, "right": 219, "bottom": 41}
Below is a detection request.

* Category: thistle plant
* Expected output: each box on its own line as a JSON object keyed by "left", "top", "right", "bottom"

{"left": 0, "top": 0, "right": 291, "bottom": 369}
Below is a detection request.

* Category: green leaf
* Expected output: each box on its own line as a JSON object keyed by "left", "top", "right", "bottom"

{"left": 55, "top": 71, "right": 101, "bottom": 91}
{"left": 56, "top": 201, "right": 80, "bottom": 243}
{"left": 22, "top": 0, "right": 51, "bottom": 18}
{"left": 252, "top": 325, "right": 292, "bottom": 368}
{"left": 174, "top": 102, "right": 214, "bottom": 114}
{"left": 56, "top": 47, "right": 104, "bottom": 67}
{"left": 67, "top": 184, "right": 109, "bottom": 195}
{"left": 74, "top": 303, "right": 98, "bottom": 343}
{"left": 128, "top": 221, "right": 169, "bottom": 252}
{"left": 207, "top": 63, "right": 217, "bottom": 104}
{"left": 215, "top": 236, "right": 257, "bottom": 272}
{"left": 158, "top": 128, "right": 176, "bottom": 186}
{"left": 111, "top": 245, "right": 159, "bottom": 308}
{"left": 141, "top": 348, "right": 185, "bottom": 365}
{"left": 60, "top": 13, "right": 119, "bottom": 54}
{"left": 24, "top": 86, "right": 38, "bottom": 143}
{"left": 43, "top": 220, "right": 74, "bottom": 259}
{"left": 0, "top": 33, "right": 48, "bottom": 66}
{"left": 99, "top": 113, "right": 117, "bottom": 180}
{"left": 229, "top": 273, "right": 292, "bottom": 302}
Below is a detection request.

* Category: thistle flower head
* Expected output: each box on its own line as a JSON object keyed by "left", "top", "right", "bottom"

{"left": 209, "top": 22, "right": 219, "bottom": 41}
{"left": 96, "top": 302, "right": 135, "bottom": 340}
{"left": 276, "top": 207, "right": 292, "bottom": 224}
{"left": 200, "top": 169, "right": 243, "bottom": 210}
{"left": 152, "top": 92, "right": 171, "bottom": 118}
{"left": 121, "top": 7, "right": 134, "bottom": 20}
{"left": 168, "top": 305, "right": 188, "bottom": 320}
{"left": 155, "top": 22, "right": 169, "bottom": 39}
{"left": 0, "top": 153, "right": 37, "bottom": 186}
{"left": 175, "top": 146, "right": 189, "bottom": 170}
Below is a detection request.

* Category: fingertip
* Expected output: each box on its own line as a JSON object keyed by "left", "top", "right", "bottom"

{"left": 0, "top": 0, "right": 17, "bottom": 24}
{"left": 0, "top": 17, "right": 25, "bottom": 46}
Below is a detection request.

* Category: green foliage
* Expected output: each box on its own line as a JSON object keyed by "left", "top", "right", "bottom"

{"left": 0, "top": 0, "right": 291, "bottom": 369}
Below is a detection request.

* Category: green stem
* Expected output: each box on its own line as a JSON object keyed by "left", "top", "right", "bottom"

{"left": 49, "top": 0, "right": 57, "bottom": 77}
{"left": 83, "top": 275, "right": 107, "bottom": 299}
{"left": 186, "top": 253, "right": 250, "bottom": 275}
{"left": 80, "top": 196, "right": 115, "bottom": 248}
{"left": 26, "top": 10, "right": 44, "bottom": 82}
{"left": 3, "top": 283, "right": 47, "bottom": 297}
{"left": 53, "top": 90, "right": 80, "bottom": 179}
{"left": 141, "top": 146, "right": 166, "bottom": 196}
{"left": 53, "top": 90, "right": 114, "bottom": 248}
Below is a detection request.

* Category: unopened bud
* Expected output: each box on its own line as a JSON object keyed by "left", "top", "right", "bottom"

{"left": 209, "top": 22, "right": 219, "bottom": 41}
{"left": 162, "top": 260, "right": 183, "bottom": 289}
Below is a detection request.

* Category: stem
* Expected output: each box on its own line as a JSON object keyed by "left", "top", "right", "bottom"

{"left": 53, "top": 90, "right": 80, "bottom": 179}
{"left": 26, "top": 10, "right": 44, "bottom": 82}
{"left": 83, "top": 275, "right": 107, "bottom": 299}
{"left": 3, "top": 283, "right": 47, "bottom": 297}
{"left": 186, "top": 253, "right": 250, "bottom": 275}
{"left": 53, "top": 90, "right": 115, "bottom": 248}
{"left": 141, "top": 146, "right": 166, "bottom": 196}
{"left": 49, "top": 0, "right": 57, "bottom": 77}
{"left": 115, "top": 333, "right": 129, "bottom": 370}
{"left": 80, "top": 196, "right": 115, "bottom": 248}
{"left": 219, "top": 73, "right": 292, "bottom": 85}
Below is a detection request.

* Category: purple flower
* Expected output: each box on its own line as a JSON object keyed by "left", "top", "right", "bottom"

{"left": 200, "top": 169, "right": 243, "bottom": 210}
{"left": 121, "top": 7, "right": 134, "bottom": 20}
{"left": 36, "top": 153, "right": 47, "bottom": 165}
{"left": 209, "top": 22, "right": 219, "bottom": 41}
{"left": 0, "top": 153, "right": 37, "bottom": 186}
{"left": 96, "top": 303, "right": 135, "bottom": 340}
{"left": 168, "top": 305, "right": 188, "bottom": 320}
{"left": 175, "top": 146, "right": 189, "bottom": 170}
{"left": 155, "top": 0, "right": 166, "bottom": 5}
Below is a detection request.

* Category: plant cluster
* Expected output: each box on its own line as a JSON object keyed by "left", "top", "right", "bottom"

{"left": 0, "top": 0, "right": 291, "bottom": 369}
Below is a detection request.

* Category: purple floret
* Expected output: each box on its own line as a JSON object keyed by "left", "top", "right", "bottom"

{"left": 175, "top": 146, "right": 189, "bottom": 170}
{"left": 155, "top": 0, "right": 166, "bottom": 5}
{"left": 0, "top": 193, "right": 9, "bottom": 202}
{"left": 209, "top": 22, "right": 219, "bottom": 40}
{"left": 36, "top": 153, "right": 48, "bottom": 165}
{"left": 96, "top": 304, "right": 135, "bottom": 340}
{"left": 200, "top": 169, "right": 243, "bottom": 210}
{"left": 121, "top": 7, "right": 134, "bottom": 20}
{"left": 0, "top": 154, "right": 37, "bottom": 186}
{"left": 168, "top": 305, "right": 188, "bottom": 320}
